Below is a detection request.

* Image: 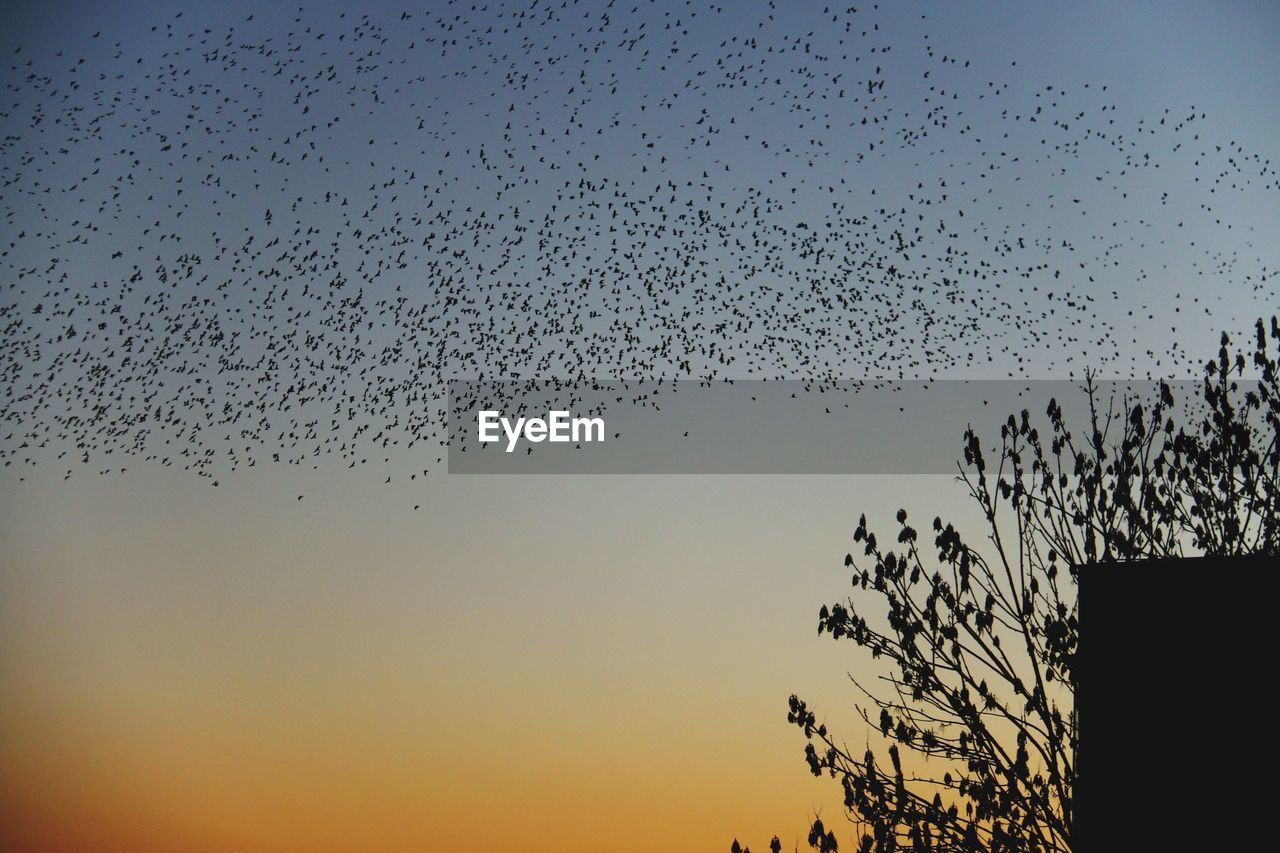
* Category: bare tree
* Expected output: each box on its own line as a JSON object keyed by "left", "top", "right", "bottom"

{"left": 740, "top": 318, "right": 1280, "bottom": 852}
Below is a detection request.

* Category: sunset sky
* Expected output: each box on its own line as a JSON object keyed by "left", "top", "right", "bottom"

{"left": 2, "top": 1, "right": 1277, "bottom": 851}
{"left": 3, "top": 470, "right": 985, "bottom": 850}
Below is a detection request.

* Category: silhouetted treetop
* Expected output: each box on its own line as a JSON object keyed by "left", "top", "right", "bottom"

{"left": 747, "top": 317, "right": 1279, "bottom": 852}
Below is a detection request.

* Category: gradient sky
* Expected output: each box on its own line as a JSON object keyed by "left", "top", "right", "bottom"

{"left": 2, "top": 1, "right": 1278, "bottom": 851}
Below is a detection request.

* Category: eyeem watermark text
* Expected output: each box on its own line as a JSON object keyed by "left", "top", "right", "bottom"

{"left": 477, "top": 411, "right": 605, "bottom": 452}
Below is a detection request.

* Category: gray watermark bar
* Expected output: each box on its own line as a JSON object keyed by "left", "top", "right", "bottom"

{"left": 447, "top": 379, "right": 1207, "bottom": 474}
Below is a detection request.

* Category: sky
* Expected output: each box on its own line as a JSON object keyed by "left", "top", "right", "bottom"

{"left": 1, "top": 1, "right": 1278, "bottom": 850}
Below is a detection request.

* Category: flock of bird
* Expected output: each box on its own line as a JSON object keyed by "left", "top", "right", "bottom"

{"left": 1, "top": 1, "right": 1276, "bottom": 484}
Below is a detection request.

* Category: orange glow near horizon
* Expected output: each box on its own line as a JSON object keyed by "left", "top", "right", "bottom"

{"left": 2, "top": 472, "right": 979, "bottom": 851}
